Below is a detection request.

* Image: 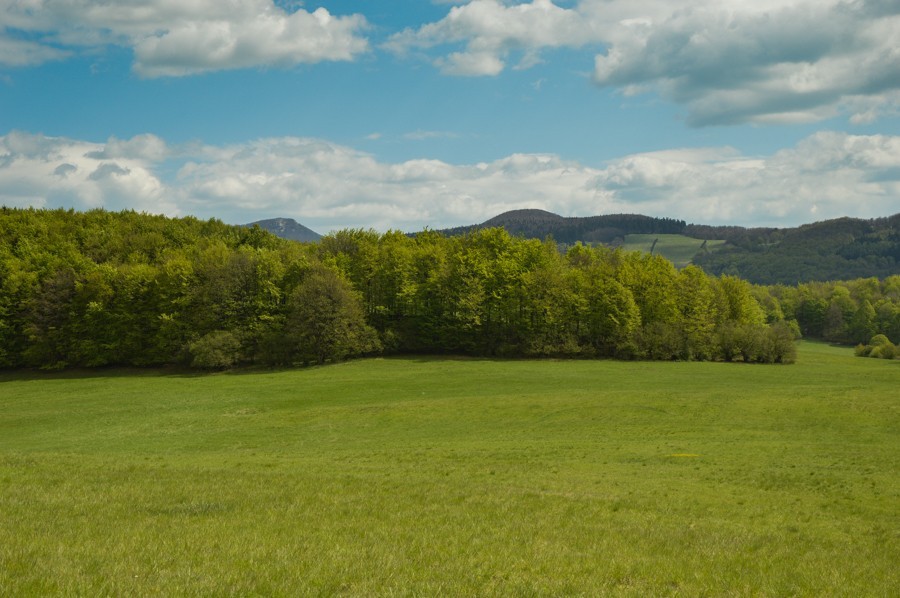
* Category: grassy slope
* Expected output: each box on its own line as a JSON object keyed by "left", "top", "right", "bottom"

{"left": 622, "top": 234, "right": 726, "bottom": 268}
{"left": 1, "top": 343, "right": 897, "bottom": 595}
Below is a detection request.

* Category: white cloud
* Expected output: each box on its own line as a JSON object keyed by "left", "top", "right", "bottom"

{"left": 437, "top": 50, "right": 505, "bottom": 76}
{"left": 3, "top": 131, "right": 898, "bottom": 232}
{"left": 0, "top": 1, "right": 369, "bottom": 76}
{"left": 0, "top": 35, "right": 70, "bottom": 67}
{"left": 132, "top": 7, "right": 368, "bottom": 77}
{"left": 589, "top": 0, "right": 900, "bottom": 126}
{"left": 86, "top": 134, "right": 170, "bottom": 162}
{"left": 0, "top": 131, "right": 176, "bottom": 214}
{"left": 387, "top": 0, "right": 597, "bottom": 76}
{"left": 589, "top": 132, "right": 900, "bottom": 225}
{"left": 388, "top": 0, "right": 900, "bottom": 126}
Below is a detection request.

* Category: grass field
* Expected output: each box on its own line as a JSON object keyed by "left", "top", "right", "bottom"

{"left": 1, "top": 342, "right": 897, "bottom": 595}
{"left": 622, "top": 234, "right": 726, "bottom": 268}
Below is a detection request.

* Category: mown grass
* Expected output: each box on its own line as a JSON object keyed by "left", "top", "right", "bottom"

{"left": 1, "top": 342, "right": 897, "bottom": 595}
{"left": 622, "top": 234, "right": 726, "bottom": 268}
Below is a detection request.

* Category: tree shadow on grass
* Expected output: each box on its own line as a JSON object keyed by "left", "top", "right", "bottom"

{"left": 0, "top": 365, "right": 214, "bottom": 382}
{"left": 0, "top": 360, "right": 375, "bottom": 382}
{"left": 0, "top": 354, "right": 583, "bottom": 383}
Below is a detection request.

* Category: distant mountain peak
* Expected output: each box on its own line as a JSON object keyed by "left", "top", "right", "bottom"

{"left": 437, "top": 210, "right": 686, "bottom": 243}
{"left": 482, "top": 209, "right": 564, "bottom": 226}
{"left": 245, "top": 217, "right": 322, "bottom": 242}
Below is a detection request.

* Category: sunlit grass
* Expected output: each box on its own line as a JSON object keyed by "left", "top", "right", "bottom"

{"left": 623, "top": 233, "right": 726, "bottom": 268}
{"left": 1, "top": 342, "right": 897, "bottom": 594}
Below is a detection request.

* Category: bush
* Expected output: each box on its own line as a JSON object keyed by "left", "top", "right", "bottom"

{"left": 855, "top": 334, "right": 898, "bottom": 360}
{"left": 869, "top": 334, "right": 892, "bottom": 347}
{"left": 870, "top": 342, "right": 896, "bottom": 360}
{"left": 635, "top": 323, "right": 683, "bottom": 361}
{"left": 763, "top": 322, "right": 797, "bottom": 364}
{"left": 188, "top": 330, "right": 241, "bottom": 369}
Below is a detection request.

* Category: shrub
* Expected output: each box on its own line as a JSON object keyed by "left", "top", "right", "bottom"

{"left": 869, "top": 334, "right": 892, "bottom": 347}
{"left": 188, "top": 330, "right": 241, "bottom": 369}
{"left": 765, "top": 322, "right": 798, "bottom": 364}
{"left": 870, "top": 342, "right": 896, "bottom": 360}
{"left": 635, "top": 322, "right": 683, "bottom": 361}
{"left": 856, "top": 334, "right": 898, "bottom": 360}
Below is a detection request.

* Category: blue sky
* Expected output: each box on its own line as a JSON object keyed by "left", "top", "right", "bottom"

{"left": 1, "top": 0, "right": 899, "bottom": 233}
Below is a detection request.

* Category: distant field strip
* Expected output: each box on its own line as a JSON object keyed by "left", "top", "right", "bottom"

{"left": 1, "top": 342, "right": 897, "bottom": 595}
{"left": 623, "top": 234, "right": 726, "bottom": 268}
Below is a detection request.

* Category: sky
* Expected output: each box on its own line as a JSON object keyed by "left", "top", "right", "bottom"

{"left": 1, "top": 0, "right": 899, "bottom": 234}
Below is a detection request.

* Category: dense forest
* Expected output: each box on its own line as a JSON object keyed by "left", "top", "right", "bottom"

{"left": 692, "top": 215, "right": 900, "bottom": 284}
{"left": 1, "top": 208, "right": 898, "bottom": 369}
{"left": 767, "top": 277, "right": 900, "bottom": 354}
{"left": 436, "top": 209, "right": 900, "bottom": 285}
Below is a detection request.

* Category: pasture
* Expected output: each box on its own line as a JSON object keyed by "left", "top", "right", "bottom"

{"left": 1, "top": 342, "right": 897, "bottom": 595}
{"left": 622, "top": 234, "right": 726, "bottom": 268}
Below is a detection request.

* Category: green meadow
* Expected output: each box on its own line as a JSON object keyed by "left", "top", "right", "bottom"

{"left": 622, "top": 234, "right": 726, "bottom": 268}
{"left": 1, "top": 342, "right": 897, "bottom": 596}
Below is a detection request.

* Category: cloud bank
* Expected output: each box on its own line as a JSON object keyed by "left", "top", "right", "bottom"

{"left": 0, "top": 0, "right": 369, "bottom": 76}
{"left": 388, "top": 0, "right": 900, "bottom": 126}
{"left": 2, "top": 130, "right": 898, "bottom": 232}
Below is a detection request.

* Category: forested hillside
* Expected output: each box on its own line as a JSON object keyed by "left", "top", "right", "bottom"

{"left": 438, "top": 210, "right": 900, "bottom": 284}
{"left": 692, "top": 215, "right": 900, "bottom": 284}
{"left": 438, "top": 209, "right": 687, "bottom": 243}
{"left": 0, "top": 208, "right": 811, "bottom": 369}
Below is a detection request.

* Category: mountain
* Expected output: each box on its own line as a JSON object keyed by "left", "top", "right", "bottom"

{"left": 437, "top": 209, "right": 686, "bottom": 243}
{"left": 437, "top": 209, "right": 900, "bottom": 284}
{"left": 692, "top": 214, "right": 900, "bottom": 284}
{"left": 245, "top": 218, "right": 322, "bottom": 242}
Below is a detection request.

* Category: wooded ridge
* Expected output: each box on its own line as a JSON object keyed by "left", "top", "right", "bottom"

{"left": 434, "top": 210, "right": 900, "bottom": 285}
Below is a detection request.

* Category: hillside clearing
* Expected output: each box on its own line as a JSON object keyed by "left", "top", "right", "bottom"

{"left": 622, "top": 234, "right": 726, "bottom": 268}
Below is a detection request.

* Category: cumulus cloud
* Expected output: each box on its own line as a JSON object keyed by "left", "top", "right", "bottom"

{"left": 0, "top": 131, "right": 175, "bottom": 214}
{"left": 169, "top": 138, "right": 601, "bottom": 230}
{"left": 388, "top": 0, "right": 900, "bottom": 125}
{"left": 3, "top": 131, "right": 898, "bottom": 232}
{"left": 386, "top": 0, "right": 598, "bottom": 76}
{"left": 85, "top": 134, "right": 170, "bottom": 161}
{"left": 132, "top": 7, "right": 368, "bottom": 77}
{"left": 0, "top": 0, "right": 368, "bottom": 76}
{"left": 589, "top": 132, "right": 900, "bottom": 224}
{"left": 589, "top": 0, "right": 900, "bottom": 126}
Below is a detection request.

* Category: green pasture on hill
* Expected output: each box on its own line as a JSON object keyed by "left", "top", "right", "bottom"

{"left": 622, "top": 234, "right": 726, "bottom": 268}
{"left": 1, "top": 342, "right": 898, "bottom": 595}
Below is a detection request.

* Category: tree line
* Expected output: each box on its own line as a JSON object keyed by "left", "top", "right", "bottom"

{"left": 764, "top": 277, "right": 900, "bottom": 356}
{"left": 2, "top": 208, "right": 896, "bottom": 369}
